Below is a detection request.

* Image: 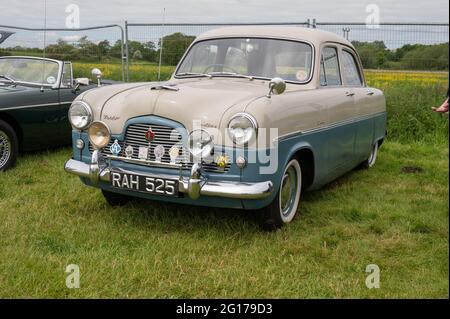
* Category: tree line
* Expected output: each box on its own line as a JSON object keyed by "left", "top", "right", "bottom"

{"left": 1, "top": 32, "right": 448, "bottom": 70}
{"left": 352, "top": 41, "right": 449, "bottom": 71}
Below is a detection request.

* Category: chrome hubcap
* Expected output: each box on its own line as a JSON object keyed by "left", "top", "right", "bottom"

{"left": 280, "top": 166, "right": 297, "bottom": 217}
{"left": 0, "top": 130, "right": 11, "bottom": 169}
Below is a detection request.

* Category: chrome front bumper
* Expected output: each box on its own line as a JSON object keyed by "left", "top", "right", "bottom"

{"left": 65, "top": 151, "right": 274, "bottom": 200}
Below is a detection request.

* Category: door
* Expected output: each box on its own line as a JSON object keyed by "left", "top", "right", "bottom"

{"left": 7, "top": 87, "right": 61, "bottom": 150}
{"left": 341, "top": 49, "right": 374, "bottom": 161}
{"left": 320, "top": 46, "right": 356, "bottom": 174}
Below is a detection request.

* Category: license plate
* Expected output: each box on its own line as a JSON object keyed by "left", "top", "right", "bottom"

{"left": 110, "top": 171, "right": 179, "bottom": 197}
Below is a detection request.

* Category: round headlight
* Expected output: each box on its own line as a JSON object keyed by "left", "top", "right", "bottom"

{"left": 88, "top": 121, "right": 111, "bottom": 150}
{"left": 188, "top": 129, "right": 213, "bottom": 159}
{"left": 69, "top": 101, "right": 92, "bottom": 130}
{"left": 228, "top": 113, "right": 258, "bottom": 145}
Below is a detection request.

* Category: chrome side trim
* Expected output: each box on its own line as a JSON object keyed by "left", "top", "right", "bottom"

{"left": 276, "top": 111, "right": 386, "bottom": 141}
{"left": 0, "top": 101, "right": 74, "bottom": 112}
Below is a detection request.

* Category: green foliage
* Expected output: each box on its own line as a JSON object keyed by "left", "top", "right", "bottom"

{"left": 400, "top": 43, "right": 449, "bottom": 70}
{"left": 376, "top": 82, "right": 449, "bottom": 144}
{"left": 352, "top": 41, "right": 449, "bottom": 71}
{"left": 2, "top": 34, "right": 448, "bottom": 72}
{"left": 353, "top": 41, "right": 389, "bottom": 69}
{"left": 159, "top": 32, "right": 195, "bottom": 65}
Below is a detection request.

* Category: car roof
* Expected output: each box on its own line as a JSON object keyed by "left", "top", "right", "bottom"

{"left": 195, "top": 26, "right": 354, "bottom": 48}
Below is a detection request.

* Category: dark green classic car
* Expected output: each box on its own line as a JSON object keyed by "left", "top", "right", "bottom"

{"left": 0, "top": 56, "right": 104, "bottom": 171}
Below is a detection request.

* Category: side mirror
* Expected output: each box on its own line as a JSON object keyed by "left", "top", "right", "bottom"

{"left": 71, "top": 78, "right": 89, "bottom": 93}
{"left": 91, "top": 68, "right": 103, "bottom": 87}
{"left": 267, "top": 77, "right": 286, "bottom": 98}
{"left": 75, "top": 78, "right": 90, "bottom": 86}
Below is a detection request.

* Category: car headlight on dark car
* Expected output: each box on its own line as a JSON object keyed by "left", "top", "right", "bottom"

{"left": 228, "top": 113, "right": 258, "bottom": 145}
{"left": 188, "top": 129, "right": 213, "bottom": 159}
{"left": 69, "top": 101, "right": 93, "bottom": 130}
{"left": 88, "top": 121, "right": 111, "bottom": 149}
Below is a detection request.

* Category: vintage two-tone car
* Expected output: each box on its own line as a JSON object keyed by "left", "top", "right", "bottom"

{"left": 0, "top": 56, "right": 107, "bottom": 171}
{"left": 65, "top": 27, "right": 386, "bottom": 229}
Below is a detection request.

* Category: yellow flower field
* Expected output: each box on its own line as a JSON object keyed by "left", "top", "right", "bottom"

{"left": 365, "top": 69, "right": 448, "bottom": 88}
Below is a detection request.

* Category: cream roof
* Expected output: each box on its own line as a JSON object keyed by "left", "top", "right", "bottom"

{"left": 195, "top": 26, "right": 354, "bottom": 48}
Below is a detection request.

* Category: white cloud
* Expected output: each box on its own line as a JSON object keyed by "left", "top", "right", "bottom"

{"left": 0, "top": 0, "right": 448, "bottom": 28}
{"left": 62, "top": 35, "right": 82, "bottom": 42}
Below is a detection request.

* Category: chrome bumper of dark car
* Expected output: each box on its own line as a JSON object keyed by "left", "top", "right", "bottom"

{"left": 65, "top": 151, "right": 273, "bottom": 200}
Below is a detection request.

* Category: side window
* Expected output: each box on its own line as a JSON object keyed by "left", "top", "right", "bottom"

{"left": 342, "top": 50, "right": 363, "bottom": 86}
{"left": 62, "top": 62, "right": 73, "bottom": 87}
{"left": 320, "top": 47, "right": 341, "bottom": 86}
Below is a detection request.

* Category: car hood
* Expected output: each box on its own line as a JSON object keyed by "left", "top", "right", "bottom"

{"left": 81, "top": 78, "right": 269, "bottom": 134}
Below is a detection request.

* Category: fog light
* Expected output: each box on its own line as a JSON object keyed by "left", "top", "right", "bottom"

{"left": 76, "top": 139, "right": 85, "bottom": 150}
{"left": 88, "top": 121, "right": 111, "bottom": 150}
{"left": 236, "top": 156, "right": 247, "bottom": 168}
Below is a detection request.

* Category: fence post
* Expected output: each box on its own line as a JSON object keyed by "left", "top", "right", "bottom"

{"left": 124, "top": 20, "right": 129, "bottom": 82}
{"left": 117, "top": 24, "right": 125, "bottom": 82}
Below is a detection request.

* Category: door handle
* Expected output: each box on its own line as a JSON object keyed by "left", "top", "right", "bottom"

{"left": 345, "top": 91, "right": 355, "bottom": 97}
{"left": 366, "top": 91, "right": 375, "bottom": 96}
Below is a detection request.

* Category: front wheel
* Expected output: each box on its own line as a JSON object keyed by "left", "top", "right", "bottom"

{"left": 260, "top": 159, "right": 302, "bottom": 230}
{"left": 0, "top": 120, "right": 19, "bottom": 172}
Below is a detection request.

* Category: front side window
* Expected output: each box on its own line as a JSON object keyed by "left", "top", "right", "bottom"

{"left": 341, "top": 50, "right": 363, "bottom": 86}
{"left": 62, "top": 62, "right": 73, "bottom": 87}
{"left": 320, "top": 47, "right": 341, "bottom": 86}
{"left": 0, "top": 58, "right": 59, "bottom": 86}
{"left": 177, "top": 38, "right": 313, "bottom": 83}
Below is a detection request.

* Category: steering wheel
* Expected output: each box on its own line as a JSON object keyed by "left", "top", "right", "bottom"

{"left": 202, "top": 64, "right": 239, "bottom": 74}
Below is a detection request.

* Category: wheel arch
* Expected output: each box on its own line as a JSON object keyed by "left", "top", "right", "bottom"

{"left": 284, "top": 142, "right": 315, "bottom": 190}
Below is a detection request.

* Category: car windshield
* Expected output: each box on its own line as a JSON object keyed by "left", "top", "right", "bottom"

{"left": 0, "top": 58, "right": 59, "bottom": 86}
{"left": 176, "top": 38, "right": 313, "bottom": 83}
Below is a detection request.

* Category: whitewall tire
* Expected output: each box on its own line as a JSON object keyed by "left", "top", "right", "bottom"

{"left": 261, "top": 159, "right": 302, "bottom": 230}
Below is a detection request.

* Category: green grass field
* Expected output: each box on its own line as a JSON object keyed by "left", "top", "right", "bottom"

{"left": 0, "top": 65, "right": 448, "bottom": 298}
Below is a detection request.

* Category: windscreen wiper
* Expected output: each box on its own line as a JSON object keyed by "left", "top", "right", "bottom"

{"left": 0, "top": 74, "right": 17, "bottom": 85}
{"left": 176, "top": 72, "right": 212, "bottom": 78}
{"left": 208, "top": 72, "right": 254, "bottom": 80}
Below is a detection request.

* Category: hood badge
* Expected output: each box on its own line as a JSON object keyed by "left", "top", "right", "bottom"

{"left": 145, "top": 127, "right": 155, "bottom": 142}
{"left": 154, "top": 145, "right": 165, "bottom": 162}
{"left": 125, "top": 145, "right": 134, "bottom": 158}
{"left": 110, "top": 140, "right": 122, "bottom": 156}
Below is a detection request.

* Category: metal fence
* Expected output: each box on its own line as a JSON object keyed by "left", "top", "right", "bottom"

{"left": 124, "top": 21, "right": 449, "bottom": 84}
{"left": 0, "top": 24, "right": 126, "bottom": 81}
{"left": 1, "top": 21, "right": 448, "bottom": 84}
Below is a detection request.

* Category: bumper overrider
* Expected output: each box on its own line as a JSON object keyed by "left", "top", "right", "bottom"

{"left": 65, "top": 150, "right": 274, "bottom": 200}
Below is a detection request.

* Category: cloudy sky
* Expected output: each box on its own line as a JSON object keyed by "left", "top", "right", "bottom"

{"left": 0, "top": 0, "right": 449, "bottom": 27}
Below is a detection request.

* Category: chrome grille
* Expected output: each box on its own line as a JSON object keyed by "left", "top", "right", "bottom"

{"left": 89, "top": 123, "right": 230, "bottom": 173}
